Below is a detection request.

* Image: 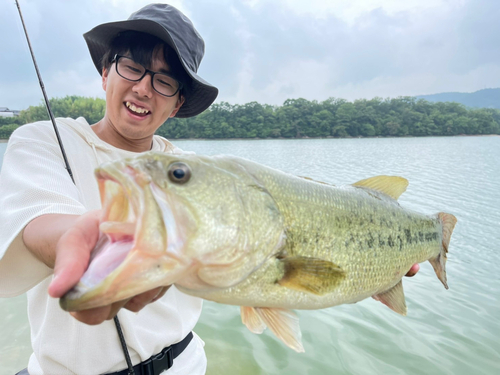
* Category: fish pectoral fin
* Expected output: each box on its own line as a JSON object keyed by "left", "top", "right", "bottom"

{"left": 372, "top": 280, "right": 407, "bottom": 315}
{"left": 241, "top": 306, "right": 266, "bottom": 334}
{"left": 277, "top": 256, "right": 346, "bottom": 296}
{"left": 249, "top": 307, "right": 305, "bottom": 353}
{"left": 352, "top": 176, "right": 408, "bottom": 200}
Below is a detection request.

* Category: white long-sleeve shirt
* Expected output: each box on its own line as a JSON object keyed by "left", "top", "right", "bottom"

{"left": 0, "top": 117, "right": 206, "bottom": 375}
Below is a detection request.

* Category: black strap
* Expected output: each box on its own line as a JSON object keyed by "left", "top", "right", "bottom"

{"left": 104, "top": 332, "right": 194, "bottom": 375}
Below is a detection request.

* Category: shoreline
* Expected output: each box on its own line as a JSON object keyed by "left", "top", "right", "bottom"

{"left": 1, "top": 134, "right": 498, "bottom": 143}
{"left": 170, "top": 134, "right": 500, "bottom": 141}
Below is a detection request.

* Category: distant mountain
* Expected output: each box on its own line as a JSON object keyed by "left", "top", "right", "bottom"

{"left": 415, "top": 88, "right": 500, "bottom": 109}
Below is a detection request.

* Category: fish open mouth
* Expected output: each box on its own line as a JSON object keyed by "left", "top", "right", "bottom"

{"left": 77, "top": 165, "right": 142, "bottom": 289}
{"left": 60, "top": 161, "right": 187, "bottom": 311}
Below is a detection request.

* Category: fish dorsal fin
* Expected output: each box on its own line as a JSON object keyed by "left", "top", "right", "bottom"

{"left": 278, "top": 256, "right": 346, "bottom": 296}
{"left": 372, "top": 280, "right": 407, "bottom": 315}
{"left": 353, "top": 176, "right": 409, "bottom": 200}
{"left": 242, "top": 307, "right": 305, "bottom": 353}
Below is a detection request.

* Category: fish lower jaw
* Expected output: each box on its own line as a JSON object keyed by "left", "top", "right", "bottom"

{"left": 60, "top": 287, "right": 110, "bottom": 312}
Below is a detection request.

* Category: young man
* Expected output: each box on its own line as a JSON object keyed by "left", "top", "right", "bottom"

{"left": 0, "top": 4, "right": 217, "bottom": 374}
{"left": 0, "top": 3, "right": 420, "bottom": 374}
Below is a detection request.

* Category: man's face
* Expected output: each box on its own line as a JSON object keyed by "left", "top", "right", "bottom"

{"left": 101, "top": 45, "right": 184, "bottom": 143}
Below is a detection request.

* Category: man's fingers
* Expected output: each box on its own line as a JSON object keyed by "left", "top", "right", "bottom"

{"left": 106, "top": 299, "right": 132, "bottom": 320}
{"left": 124, "top": 287, "right": 165, "bottom": 312}
{"left": 67, "top": 298, "right": 131, "bottom": 325}
{"left": 70, "top": 286, "right": 168, "bottom": 324}
{"left": 96, "top": 287, "right": 168, "bottom": 322}
{"left": 48, "top": 240, "right": 90, "bottom": 298}
{"left": 70, "top": 305, "right": 112, "bottom": 325}
{"left": 49, "top": 212, "right": 100, "bottom": 298}
{"left": 152, "top": 286, "right": 170, "bottom": 302}
{"left": 405, "top": 263, "right": 420, "bottom": 277}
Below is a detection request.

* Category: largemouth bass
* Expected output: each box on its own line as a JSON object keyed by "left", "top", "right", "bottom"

{"left": 60, "top": 152, "right": 457, "bottom": 352}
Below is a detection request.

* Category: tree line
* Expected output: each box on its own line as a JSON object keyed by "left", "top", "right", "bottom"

{"left": 1, "top": 95, "right": 499, "bottom": 140}
{"left": 0, "top": 96, "right": 105, "bottom": 139}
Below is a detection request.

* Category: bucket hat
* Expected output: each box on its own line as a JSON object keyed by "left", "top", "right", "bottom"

{"left": 83, "top": 3, "right": 218, "bottom": 118}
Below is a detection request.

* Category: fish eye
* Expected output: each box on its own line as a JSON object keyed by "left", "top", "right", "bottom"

{"left": 168, "top": 162, "right": 191, "bottom": 184}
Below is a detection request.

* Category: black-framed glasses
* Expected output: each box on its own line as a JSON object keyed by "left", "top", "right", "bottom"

{"left": 111, "top": 54, "right": 183, "bottom": 97}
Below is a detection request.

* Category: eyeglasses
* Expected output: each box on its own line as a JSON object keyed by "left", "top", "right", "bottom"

{"left": 111, "top": 54, "right": 183, "bottom": 97}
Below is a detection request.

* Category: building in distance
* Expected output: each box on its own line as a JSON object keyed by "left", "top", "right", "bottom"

{"left": 0, "top": 107, "right": 20, "bottom": 117}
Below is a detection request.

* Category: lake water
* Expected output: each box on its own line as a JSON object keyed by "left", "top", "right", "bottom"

{"left": 1, "top": 136, "right": 499, "bottom": 374}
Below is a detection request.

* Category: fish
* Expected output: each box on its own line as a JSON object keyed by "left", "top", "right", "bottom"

{"left": 60, "top": 152, "right": 457, "bottom": 352}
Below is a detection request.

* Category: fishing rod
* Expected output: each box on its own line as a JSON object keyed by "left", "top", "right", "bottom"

{"left": 15, "top": 0, "right": 74, "bottom": 183}
{"left": 14, "top": 1, "right": 134, "bottom": 373}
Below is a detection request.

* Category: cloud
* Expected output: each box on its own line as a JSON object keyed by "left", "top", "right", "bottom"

{"left": 455, "top": 0, "right": 500, "bottom": 73}
{"left": 1, "top": 0, "right": 498, "bottom": 111}
{"left": 189, "top": 0, "right": 500, "bottom": 104}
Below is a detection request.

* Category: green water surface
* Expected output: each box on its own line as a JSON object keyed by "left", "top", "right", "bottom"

{"left": 1, "top": 136, "right": 499, "bottom": 374}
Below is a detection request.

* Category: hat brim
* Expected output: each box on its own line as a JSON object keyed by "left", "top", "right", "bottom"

{"left": 83, "top": 19, "right": 218, "bottom": 118}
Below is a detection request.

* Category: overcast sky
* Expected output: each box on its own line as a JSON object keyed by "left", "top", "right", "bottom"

{"left": 1, "top": 0, "right": 498, "bottom": 110}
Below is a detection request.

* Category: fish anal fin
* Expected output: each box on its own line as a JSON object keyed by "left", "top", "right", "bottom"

{"left": 254, "top": 307, "right": 304, "bottom": 353}
{"left": 429, "top": 212, "right": 457, "bottom": 290}
{"left": 353, "top": 176, "right": 409, "bottom": 200}
{"left": 241, "top": 306, "right": 266, "bottom": 334}
{"left": 278, "top": 256, "right": 346, "bottom": 296}
{"left": 372, "top": 280, "right": 407, "bottom": 316}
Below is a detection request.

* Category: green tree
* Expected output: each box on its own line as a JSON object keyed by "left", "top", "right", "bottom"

{"left": 0, "top": 124, "right": 19, "bottom": 138}
{"left": 5, "top": 94, "right": 500, "bottom": 140}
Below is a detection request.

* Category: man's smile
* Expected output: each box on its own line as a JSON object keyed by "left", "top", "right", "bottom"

{"left": 125, "top": 101, "right": 151, "bottom": 117}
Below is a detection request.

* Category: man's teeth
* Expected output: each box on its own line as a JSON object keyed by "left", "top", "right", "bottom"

{"left": 126, "top": 102, "right": 150, "bottom": 114}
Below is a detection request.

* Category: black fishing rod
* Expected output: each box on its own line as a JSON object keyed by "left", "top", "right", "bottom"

{"left": 14, "top": 1, "right": 134, "bottom": 373}
{"left": 15, "top": 0, "right": 74, "bottom": 183}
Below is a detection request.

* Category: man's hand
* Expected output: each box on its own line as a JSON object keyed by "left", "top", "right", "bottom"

{"left": 24, "top": 211, "right": 169, "bottom": 325}
{"left": 405, "top": 263, "right": 420, "bottom": 277}
{"left": 60, "top": 286, "right": 170, "bottom": 325}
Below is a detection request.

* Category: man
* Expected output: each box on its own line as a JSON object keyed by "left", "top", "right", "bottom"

{"left": 0, "top": 3, "right": 420, "bottom": 374}
{"left": 0, "top": 4, "right": 217, "bottom": 374}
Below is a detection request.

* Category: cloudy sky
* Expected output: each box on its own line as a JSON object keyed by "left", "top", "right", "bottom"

{"left": 1, "top": 0, "right": 498, "bottom": 110}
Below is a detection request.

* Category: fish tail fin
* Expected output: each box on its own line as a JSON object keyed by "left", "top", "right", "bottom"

{"left": 429, "top": 212, "right": 457, "bottom": 290}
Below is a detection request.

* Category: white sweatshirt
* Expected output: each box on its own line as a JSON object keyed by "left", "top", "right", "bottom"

{"left": 0, "top": 118, "right": 206, "bottom": 375}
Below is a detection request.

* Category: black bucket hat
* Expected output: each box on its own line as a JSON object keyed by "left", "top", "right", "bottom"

{"left": 83, "top": 3, "right": 218, "bottom": 118}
